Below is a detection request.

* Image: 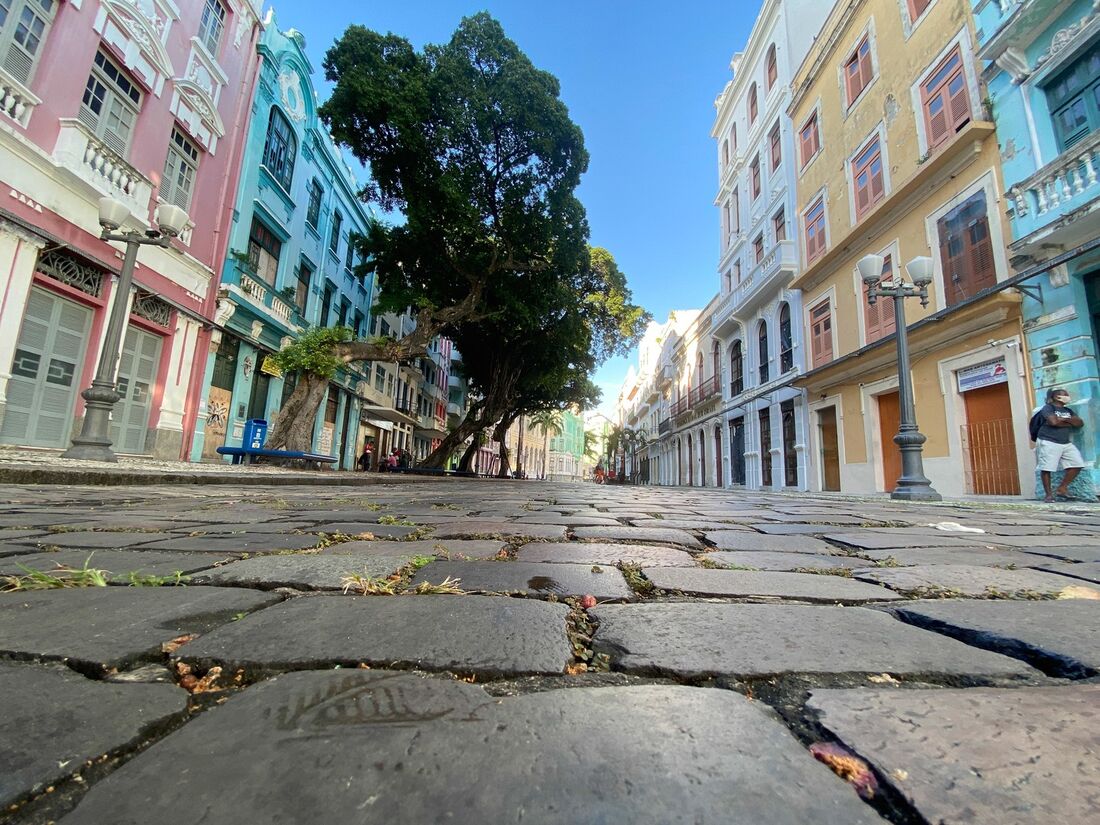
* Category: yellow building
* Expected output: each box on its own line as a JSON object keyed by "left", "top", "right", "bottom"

{"left": 788, "top": 0, "right": 1032, "bottom": 498}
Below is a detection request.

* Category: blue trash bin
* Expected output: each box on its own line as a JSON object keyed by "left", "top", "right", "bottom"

{"left": 242, "top": 419, "right": 268, "bottom": 450}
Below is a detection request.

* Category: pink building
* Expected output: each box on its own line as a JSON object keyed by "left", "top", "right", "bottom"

{"left": 0, "top": 0, "right": 263, "bottom": 458}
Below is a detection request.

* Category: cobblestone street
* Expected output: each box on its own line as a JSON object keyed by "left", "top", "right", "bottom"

{"left": 2, "top": 479, "right": 1098, "bottom": 824}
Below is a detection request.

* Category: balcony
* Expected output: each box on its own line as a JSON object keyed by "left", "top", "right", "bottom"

{"left": 691, "top": 375, "right": 721, "bottom": 407}
{"left": 237, "top": 270, "right": 295, "bottom": 326}
{"left": 975, "top": 0, "right": 1062, "bottom": 59}
{"left": 712, "top": 240, "right": 797, "bottom": 336}
{"left": 658, "top": 418, "right": 672, "bottom": 436}
{"left": 0, "top": 66, "right": 40, "bottom": 128}
{"left": 669, "top": 376, "right": 722, "bottom": 423}
{"left": 1007, "top": 129, "right": 1100, "bottom": 243}
{"left": 53, "top": 120, "right": 153, "bottom": 219}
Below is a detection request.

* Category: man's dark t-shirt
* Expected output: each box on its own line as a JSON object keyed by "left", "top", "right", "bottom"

{"left": 1037, "top": 403, "right": 1076, "bottom": 444}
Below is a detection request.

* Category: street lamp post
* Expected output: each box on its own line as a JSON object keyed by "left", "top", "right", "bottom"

{"left": 858, "top": 254, "right": 942, "bottom": 502}
{"left": 61, "top": 197, "right": 190, "bottom": 462}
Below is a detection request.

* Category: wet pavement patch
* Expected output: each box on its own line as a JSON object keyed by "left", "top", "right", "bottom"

{"left": 58, "top": 670, "right": 882, "bottom": 825}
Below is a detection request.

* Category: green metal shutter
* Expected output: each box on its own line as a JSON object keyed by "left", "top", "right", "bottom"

{"left": 0, "top": 287, "right": 92, "bottom": 447}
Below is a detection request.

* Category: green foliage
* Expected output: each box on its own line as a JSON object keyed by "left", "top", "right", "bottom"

{"left": 583, "top": 247, "right": 651, "bottom": 365}
{"left": 1, "top": 556, "right": 109, "bottom": 591}
{"left": 272, "top": 326, "right": 354, "bottom": 379}
{"left": 320, "top": 13, "right": 590, "bottom": 318}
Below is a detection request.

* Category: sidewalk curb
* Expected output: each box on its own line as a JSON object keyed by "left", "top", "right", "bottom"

{"left": 0, "top": 465, "right": 453, "bottom": 487}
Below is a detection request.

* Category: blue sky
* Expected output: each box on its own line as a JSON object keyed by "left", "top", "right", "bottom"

{"left": 275, "top": 0, "right": 762, "bottom": 415}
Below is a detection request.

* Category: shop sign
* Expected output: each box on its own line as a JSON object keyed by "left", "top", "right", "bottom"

{"left": 261, "top": 355, "right": 283, "bottom": 378}
{"left": 957, "top": 359, "right": 1008, "bottom": 393}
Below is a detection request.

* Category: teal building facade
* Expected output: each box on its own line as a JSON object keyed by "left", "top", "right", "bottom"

{"left": 974, "top": 0, "right": 1100, "bottom": 493}
{"left": 191, "top": 17, "right": 375, "bottom": 467}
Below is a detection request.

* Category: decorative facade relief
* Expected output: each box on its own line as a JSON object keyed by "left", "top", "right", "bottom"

{"left": 170, "top": 48, "right": 228, "bottom": 153}
{"left": 93, "top": 0, "right": 181, "bottom": 97}
{"left": 278, "top": 70, "right": 306, "bottom": 123}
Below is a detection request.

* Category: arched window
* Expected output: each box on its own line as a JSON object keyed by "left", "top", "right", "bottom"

{"left": 262, "top": 107, "right": 297, "bottom": 191}
{"left": 779, "top": 303, "right": 793, "bottom": 373}
{"left": 758, "top": 320, "right": 769, "bottom": 384}
{"left": 748, "top": 83, "right": 758, "bottom": 125}
{"left": 696, "top": 351, "right": 704, "bottom": 389}
{"left": 712, "top": 340, "right": 721, "bottom": 385}
{"left": 766, "top": 45, "right": 778, "bottom": 91}
{"left": 730, "top": 340, "right": 744, "bottom": 396}
{"left": 722, "top": 139, "right": 729, "bottom": 167}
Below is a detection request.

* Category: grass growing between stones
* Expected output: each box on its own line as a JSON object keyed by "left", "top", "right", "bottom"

{"left": 0, "top": 556, "right": 189, "bottom": 591}
{"left": 1, "top": 558, "right": 109, "bottom": 591}
{"left": 618, "top": 562, "right": 654, "bottom": 597}
{"left": 792, "top": 567, "right": 854, "bottom": 577}
{"left": 340, "top": 554, "right": 463, "bottom": 596}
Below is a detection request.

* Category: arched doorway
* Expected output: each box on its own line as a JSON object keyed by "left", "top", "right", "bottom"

{"left": 687, "top": 434, "right": 694, "bottom": 486}
{"left": 699, "top": 431, "right": 706, "bottom": 487}
{"left": 676, "top": 439, "right": 682, "bottom": 485}
{"left": 714, "top": 425, "right": 723, "bottom": 487}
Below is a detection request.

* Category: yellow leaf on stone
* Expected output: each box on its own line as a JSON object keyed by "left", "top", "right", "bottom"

{"left": 1058, "top": 585, "right": 1100, "bottom": 600}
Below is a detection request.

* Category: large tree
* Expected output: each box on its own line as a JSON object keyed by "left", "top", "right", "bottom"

{"left": 265, "top": 13, "right": 589, "bottom": 451}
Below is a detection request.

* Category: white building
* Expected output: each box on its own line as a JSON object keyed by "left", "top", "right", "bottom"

{"left": 706, "top": 0, "right": 834, "bottom": 490}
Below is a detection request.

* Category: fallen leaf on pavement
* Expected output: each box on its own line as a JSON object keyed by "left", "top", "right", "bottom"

{"left": 161, "top": 634, "right": 198, "bottom": 654}
{"left": 809, "top": 742, "right": 878, "bottom": 800}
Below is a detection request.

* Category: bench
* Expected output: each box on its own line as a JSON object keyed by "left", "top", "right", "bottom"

{"left": 216, "top": 446, "right": 338, "bottom": 469}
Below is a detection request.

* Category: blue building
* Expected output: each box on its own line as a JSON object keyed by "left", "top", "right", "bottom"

{"left": 974, "top": 0, "right": 1100, "bottom": 493}
{"left": 191, "top": 16, "right": 375, "bottom": 468}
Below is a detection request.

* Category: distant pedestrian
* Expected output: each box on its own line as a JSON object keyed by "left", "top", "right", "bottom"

{"left": 357, "top": 440, "right": 373, "bottom": 472}
{"left": 1032, "top": 388, "right": 1086, "bottom": 502}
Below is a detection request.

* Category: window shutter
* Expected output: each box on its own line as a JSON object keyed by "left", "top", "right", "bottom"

{"left": 800, "top": 128, "right": 811, "bottom": 166}
{"left": 101, "top": 97, "right": 132, "bottom": 155}
{"left": 161, "top": 150, "right": 180, "bottom": 208}
{"left": 870, "top": 158, "right": 884, "bottom": 201}
{"left": 811, "top": 320, "right": 823, "bottom": 366}
{"left": 846, "top": 62, "right": 859, "bottom": 103}
{"left": 947, "top": 73, "right": 971, "bottom": 130}
{"left": 940, "top": 228, "right": 964, "bottom": 305}
{"left": 926, "top": 92, "right": 949, "bottom": 146}
{"left": 967, "top": 215, "right": 997, "bottom": 292}
{"left": 860, "top": 49, "right": 873, "bottom": 92}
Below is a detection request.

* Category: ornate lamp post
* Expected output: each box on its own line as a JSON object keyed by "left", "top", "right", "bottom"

{"left": 857, "top": 254, "right": 941, "bottom": 502}
{"left": 61, "top": 197, "right": 190, "bottom": 462}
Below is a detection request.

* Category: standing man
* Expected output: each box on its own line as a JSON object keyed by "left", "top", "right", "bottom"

{"left": 1034, "top": 388, "right": 1086, "bottom": 502}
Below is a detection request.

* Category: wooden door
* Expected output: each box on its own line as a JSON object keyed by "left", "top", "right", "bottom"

{"left": 962, "top": 382, "right": 1020, "bottom": 495}
{"left": 878, "top": 391, "right": 901, "bottom": 492}
{"left": 818, "top": 406, "right": 841, "bottom": 492}
{"left": 714, "top": 427, "right": 723, "bottom": 488}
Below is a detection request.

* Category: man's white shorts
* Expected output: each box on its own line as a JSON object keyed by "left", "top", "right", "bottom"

{"left": 1035, "top": 439, "right": 1086, "bottom": 472}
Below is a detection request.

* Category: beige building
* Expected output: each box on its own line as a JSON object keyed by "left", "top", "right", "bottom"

{"left": 788, "top": 0, "right": 1031, "bottom": 497}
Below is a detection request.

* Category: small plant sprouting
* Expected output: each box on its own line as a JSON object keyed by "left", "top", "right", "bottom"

{"left": 127, "top": 570, "right": 190, "bottom": 587}
{"left": 0, "top": 555, "right": 109, "bottom": 592}
{"left": 378, "top": 515, "right": 415, "bottom": 526}
{"left": 341, "top": 573, "right": 402, "bottom": 595}
{"left": 409, "top": 555, "right": 434, "bottom": 571}
{"left": 409, "top": 576, "right": 463, "bottom": 595}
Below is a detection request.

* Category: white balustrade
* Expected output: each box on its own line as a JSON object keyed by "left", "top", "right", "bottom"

{"left": 0, "top": 68, "right": 39, "bottom": 128}
{"left": 53, "top": 120, "right": 152, "bottom": 217}
{"left": 270, "top": 297, "right": 292, "bottom": 323}
{"left": 1009, "top": 130, "right": 1100, "bottom": 219}
{"left": 240, "top": 274, "right": 267, "bottom": 301}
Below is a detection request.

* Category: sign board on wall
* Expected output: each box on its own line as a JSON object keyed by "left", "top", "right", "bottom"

{"left": 957, "top": 359, "right": 1008, "bottom": 393}
{"left": 260, "top": 355, "right": 282, "bottom": 378}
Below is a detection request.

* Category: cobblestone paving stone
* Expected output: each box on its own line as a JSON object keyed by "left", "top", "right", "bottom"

{"left": 2, "top": 479, "right": 1099, "bottom": 824}
{"left": 808, "top": 685, "right": 1100, "bottom": 825}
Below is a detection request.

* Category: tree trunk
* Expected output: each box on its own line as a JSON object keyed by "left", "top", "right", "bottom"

{"left": 265, "top": 372, "right": 328, "bottom": 452}
{"left": 492, "top": 415, "right": 516, "bottom": 479}
{"left": 421, "top": 400, "right": 486, "bottom": 469}
{"left": 515, "top": 415, "right": 525, "bottom": 478}
{"left": 458, "top": 437, "right": 480, "bottom": 473}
